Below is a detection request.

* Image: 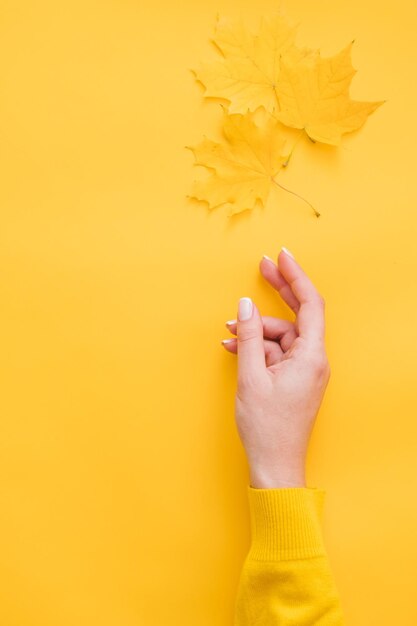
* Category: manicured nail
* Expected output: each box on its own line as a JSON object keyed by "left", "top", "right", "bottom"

{"left": 262, "top": 254, "right": 275, "bottom": 264}
{"left": 238, "top": 297, "right": 253, "bottom": 321}
{"left": 221, "top": 338, "right": 236, "bottom": 344}
{"left": 281, "top": 246, "right": 295, "bottom": 259}
{"left": 226, "top": 319, "right": 237, "bottom": 326}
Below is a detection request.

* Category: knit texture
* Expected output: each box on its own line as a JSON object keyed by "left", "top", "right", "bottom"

{"left": 234, "top": 487, "right": 345, "bottom": 625}
{"left": 247, "top": 486, "right": 326, "bottom": 561}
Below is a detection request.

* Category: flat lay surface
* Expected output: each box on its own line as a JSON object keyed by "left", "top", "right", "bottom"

{"left": 0, "top": 1, "right": 416, "bottom": 624}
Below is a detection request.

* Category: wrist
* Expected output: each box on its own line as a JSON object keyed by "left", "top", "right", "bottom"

{"left": 249, "top": 462, "right": 306, "bottom": 489}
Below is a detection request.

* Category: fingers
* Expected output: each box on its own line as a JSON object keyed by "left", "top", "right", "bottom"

{"left": 225, "top": 315, "right": 297, "bottom": 352}
{"left": 235, "top": 297, "right": 267, "bottom": 383}
{"left": 221, "top": 336, "right": 283, "bottom": 367}
{"left": 277, "top": 248, "right": 325, "bottom": 345}
{"left": 259, "top": 256, "right": 300, "bottom": 313}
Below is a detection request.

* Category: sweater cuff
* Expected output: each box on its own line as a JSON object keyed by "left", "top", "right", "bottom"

{"left": 246, "top": 486, "right": 327, "bottom": 561}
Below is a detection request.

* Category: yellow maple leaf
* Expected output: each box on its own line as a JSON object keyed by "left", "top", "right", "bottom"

{"left": 186, "top": 109, "right": 289, "bottom": 216}
{"left": 275, "top": 41, "right": 386, "bottom": 145}
{"left": 192, "top": 12, "right": 315, "bottom": 114}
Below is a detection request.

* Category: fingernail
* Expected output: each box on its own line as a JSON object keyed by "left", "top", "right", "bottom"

{"left": 226, "top": 319, "right": 237, "bottom": 326}
{"left": 281, "top": 246, "right": 295, "bottom": 259}
{"left": 221, "top": 338, "right": 236, "bottom": 344}
{"left": 238, "top": 297, "right": 253, "bottom": 321}
{"left": 262, "top": 254, "right": 275, "bottom": 264}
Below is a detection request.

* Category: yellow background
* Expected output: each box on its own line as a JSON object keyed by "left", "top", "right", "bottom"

{"left": 0, "top": 1, "right": 416, "bottom": 624}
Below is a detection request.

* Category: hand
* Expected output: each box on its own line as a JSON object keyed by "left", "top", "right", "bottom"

{"left": 221, "top": 247, "right": 330, "bottom": 489}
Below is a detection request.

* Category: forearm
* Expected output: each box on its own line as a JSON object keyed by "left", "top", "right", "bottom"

{"left": 234, "top": 487, "right": 345, "bottom": 626}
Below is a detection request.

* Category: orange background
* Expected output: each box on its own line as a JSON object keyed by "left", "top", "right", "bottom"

{"left": 0, "top": 1, "right": 416, "bottom": 624}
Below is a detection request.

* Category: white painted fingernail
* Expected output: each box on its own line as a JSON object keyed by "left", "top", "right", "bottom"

{"left": 281, "top": 246, "right": 295, "bottom": 259}
{"left": 238, "top": 297, "right": 253, "bottom": 321}
{"left": 226, "top": 319, "right": 237, "bottom": 326}
{"left": 262, "top": 254, "right": 275, "bottom": 263}
{"left": 221, "top": 338, "right": 236, "bottom": 344}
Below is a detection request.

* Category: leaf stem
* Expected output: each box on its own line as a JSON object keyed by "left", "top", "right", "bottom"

{"left": 283, "top": 129, "right": 304, "bottom": 167}
{"left": 272, "top": 176, "right": 320, "bottom": 217}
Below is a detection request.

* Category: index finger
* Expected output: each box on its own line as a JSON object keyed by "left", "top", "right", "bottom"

{"left": 259, "top": 256, "right": 300, "bottom": 314}
{"left": 277, "top": 248, "right": 325, "bottom": 345}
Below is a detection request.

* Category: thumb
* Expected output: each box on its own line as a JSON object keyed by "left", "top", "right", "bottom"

{"left": 236, "top": 297, "right": 266, "bottom": 384}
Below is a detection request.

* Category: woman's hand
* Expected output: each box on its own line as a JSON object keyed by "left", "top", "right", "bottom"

{"left": 221, "top": 247, "right": 330, "bottom": 488}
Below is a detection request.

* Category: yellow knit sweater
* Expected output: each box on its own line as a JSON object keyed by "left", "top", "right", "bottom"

{"left": 234, "top": 487, "right": 345, "bottom": 625}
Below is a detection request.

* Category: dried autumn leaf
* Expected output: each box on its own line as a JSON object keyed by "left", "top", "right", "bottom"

{"left": 186, "top": 110, "right": 289, "bottom": 216}
{"left": 192, "top": 13, "right": 315, "bottom": 114}
{"left": 275, "top": 41, "right": 385, "bottom": 145}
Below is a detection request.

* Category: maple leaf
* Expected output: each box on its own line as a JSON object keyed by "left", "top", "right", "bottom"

{"left": 192, "top": 12, "right": 315, "bottom": 114}
{"left": 186, "top": 109, "right": 290, "bottom": 216}
{"left": 275, "top": 41, "right": 386, "bottom": 145}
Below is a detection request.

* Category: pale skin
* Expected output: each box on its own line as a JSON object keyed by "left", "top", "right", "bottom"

{"left": 221, "top": 247, "right": 331, "bottom": 489}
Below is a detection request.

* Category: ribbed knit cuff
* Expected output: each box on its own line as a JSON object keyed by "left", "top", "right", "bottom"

{"left": 246, "top": 486, "right": 327, "bottom": 561}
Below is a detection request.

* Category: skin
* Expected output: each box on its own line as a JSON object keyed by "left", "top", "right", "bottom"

{"left": 221, "top": 248, "right": 331, "bottom": 488}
